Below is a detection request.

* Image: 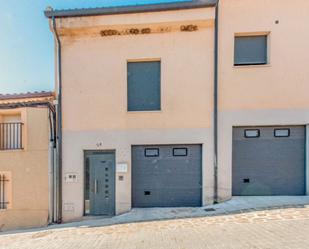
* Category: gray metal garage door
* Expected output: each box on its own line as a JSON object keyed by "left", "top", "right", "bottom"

{"left": 232, "top": 126, "right": 305, "bottom": 196}
{"left": 132, "top": 144, "right": 202, "bottom": 207}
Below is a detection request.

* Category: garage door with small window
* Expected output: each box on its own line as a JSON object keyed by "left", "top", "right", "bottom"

{"left": 232, "top": 126, "right": 305, "bottom": 196}
{"left": 132, "top": 144, "right": 202, "bottom": 208}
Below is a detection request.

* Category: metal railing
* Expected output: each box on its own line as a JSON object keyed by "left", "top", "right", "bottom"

{"left": 0, "top": 174, "right": 9, "bottom": 209}
{"left": 0, "top": 123, "right": 23, "bottom": 150}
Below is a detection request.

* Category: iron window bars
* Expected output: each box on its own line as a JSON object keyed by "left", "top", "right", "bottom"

{"left": 0, "top": 174, "right": 9, "bottom": 209}
{"left": 0, "top": 123, "right": 23, "bottom": 150}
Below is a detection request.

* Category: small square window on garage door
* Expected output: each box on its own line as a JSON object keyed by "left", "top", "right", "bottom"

{"left": 127, "top": 61, "right": 161, "bottom": 112}
{"left": 144, "top": 148, "right": 159, "bottom": 157}
{"left": 234, "top": 35, "right": 268, "bottom": 66}
{"left": 244, "top": 129, "right": 260, "bottom": 138}
{"left": 173, "top": 148, "right": 188, "bottom": 157}
{"left": 274, "top": 128, "right": 290, "bottom": 137}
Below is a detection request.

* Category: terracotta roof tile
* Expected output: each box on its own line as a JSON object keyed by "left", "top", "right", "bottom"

{"left": 0, "top": 91, "right": 54, "bottom": 101}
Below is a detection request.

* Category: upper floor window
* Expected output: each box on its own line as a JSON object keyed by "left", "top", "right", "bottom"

{"left": 127, "top": 61, "right": 161, "bottom": 112}
{"left": 0, "top": 114, "right": 23, "bottom": 150}
{"left": 234, "top": 35, "right": 268, "bottom": 66}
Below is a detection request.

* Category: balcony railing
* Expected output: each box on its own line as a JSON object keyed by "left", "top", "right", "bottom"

{"left": 0, "top": 123, "right": 23, "bottom": 150}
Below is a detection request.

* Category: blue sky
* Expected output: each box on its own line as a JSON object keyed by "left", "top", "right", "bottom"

{"left": 0, "top": 0, "right": 186, "bottom": 94}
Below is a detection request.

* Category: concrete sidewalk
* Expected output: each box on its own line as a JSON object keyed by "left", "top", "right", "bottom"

{"left": 57, "top": 196, "right": 309, "bottom": 227}
{"left": 2, "top": 196, "right": 309, "bottom": 235}
{"left": 2, "top": 197, "right": 309, "bottom": 249}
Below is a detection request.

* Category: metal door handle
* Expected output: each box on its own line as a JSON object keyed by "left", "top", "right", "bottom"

{"left": 94, "top": 179, "right": 98, "bottom": 194}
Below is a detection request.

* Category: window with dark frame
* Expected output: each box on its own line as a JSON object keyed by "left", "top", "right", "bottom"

{"left": 234, "top": 35, "right": 268, "bottom": 66}
{"left": 0, "top": 122, "right": 23, "bottom": 151}
{"left": 0, "top": 174, "right": 9, "bottom": 210}
{"left": 244, "top": 129, "right": 260, "bottom": 138}
{"left": 173, "top": 148, "right": 188, "bottom": 157}
{"left": 127, "top": 61, "right": 161, "bottom": 112}
{"left": 145, "top": 148, "right": 160, "bottom": 157}
{"left": 274, "top": 128, "right": 290, "bottom": 137}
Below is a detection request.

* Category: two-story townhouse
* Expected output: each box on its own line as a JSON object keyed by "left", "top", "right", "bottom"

{"left": 45, "top": 0, "right": 217, "bottom": 221}
{"left": 0, "top": 92, "right": 55, "bottom": 231}
{"left": 218, "top": 0, "right": 309, "bottom": 200}
{"left": 45, "top": 0, "right": 309, "bottom": 223}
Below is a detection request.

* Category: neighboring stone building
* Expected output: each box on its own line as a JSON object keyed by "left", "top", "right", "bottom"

{"left": 45, "top": 0, "right": 309, "bottom": 223}
{"left": 0, "top": 92, "right": 55, "bottom": 231}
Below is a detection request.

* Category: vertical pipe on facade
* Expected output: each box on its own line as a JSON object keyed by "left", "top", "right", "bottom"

{"left": 52, "top": 108, "right": 57, "bottom": 221}
{"left": 52, "top": 16, "right": 63, "bottom": 223}
{"left": 213, "top": 1, "right": 219, "bottom": 204}
{"left": 48, "top": 110, "right": 54, "bottom": 223}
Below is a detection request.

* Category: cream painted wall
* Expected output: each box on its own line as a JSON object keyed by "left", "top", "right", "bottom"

{"left": 0, "top": 108, "right": 50, "bottom": 231}
{"left": 217, "top": 0, "right": 309, "bottom": 200}
{"left": 56, "top": 1, "right": 309, "bottom": 220}
{"left": 219, "top": 0, "right": 309, "bottom": 110}
{"left": 56, "top": 8, "right": 215, "bottom": 221}
{"left": 61, "top": 27, "right": 214, "bottom": 131}
{"left": 2, "top": 115, "right": 21, "bottom": 123}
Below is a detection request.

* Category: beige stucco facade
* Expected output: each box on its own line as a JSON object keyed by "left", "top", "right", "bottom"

{"left": 49, "top": 0, "right": 309, "bottom": 222}
{"left": 53, "top": 7, "right": 216, "bottom": 221}
{"left": 0, "top": 106, "right": 51, "bottom": 231}
{"left": 217, "top": 0, "right": 309, "bottom": 201}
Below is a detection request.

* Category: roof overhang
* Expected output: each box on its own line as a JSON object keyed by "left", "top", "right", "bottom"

{"left": 0, "top": 92, "right": 55, "bottom": 108}
{"left": 44, "top": 0, "right": 217, "bottom": 18}
{"left": 0, "top": 91, "right": 54, "bottom": 101}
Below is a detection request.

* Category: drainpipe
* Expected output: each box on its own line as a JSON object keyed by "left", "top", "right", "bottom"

{"left": 48, "top": 110, "right": 54, "bottom": 224}
{"left": 213, "top": 1, "right": 219, "bottom": 204}
{"left": 51, "top": 15, "right": 63, "bottom": 223}
{"left": 48, "top": 104, "right": 57, "bottom": 224}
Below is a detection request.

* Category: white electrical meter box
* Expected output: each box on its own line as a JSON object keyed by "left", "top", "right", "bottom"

{"left": 65, "top": 173, "right": 78, "bottom": 183}
{"left": 116, "top": 163, "right": 128, "bottom": 173}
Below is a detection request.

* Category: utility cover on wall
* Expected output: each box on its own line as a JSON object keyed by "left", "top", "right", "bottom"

{"left": 117, "top": 163, "right": 128, "bottom": 173}
{"left": 64, "top": 173, "right": 78, "bottom": 183}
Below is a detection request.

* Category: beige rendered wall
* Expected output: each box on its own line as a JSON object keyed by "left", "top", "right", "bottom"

{"left": 218, "top": 0, "right": 309, "bottom": 200}
{"left": 56, "top": 8, "right": 216, "bottom": 221}
{"left": 0, "top": 108, "right": 50, "bottom": 231}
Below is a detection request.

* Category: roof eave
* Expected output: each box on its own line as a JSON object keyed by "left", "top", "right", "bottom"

{"left": 44, "top": 0, "right": 217, "bottom": 18}
{"left": 0, "top": 92, "right": 54, "bottom": 101}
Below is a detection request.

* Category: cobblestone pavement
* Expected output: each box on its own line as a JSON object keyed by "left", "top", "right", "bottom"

{"left": 1, "top": 206, "right": 309, "bottom": 249}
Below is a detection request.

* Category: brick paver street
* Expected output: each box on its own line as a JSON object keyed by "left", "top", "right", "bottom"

{"left": 1, "top": 206, "right": 309, "bottom": 249}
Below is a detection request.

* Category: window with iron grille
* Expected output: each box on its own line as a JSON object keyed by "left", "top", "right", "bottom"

{"left": 0, "top": 174, "right": 9, "bottom": 209}
{"left": 0, "top": 123, "right": 23, "bottom": 150}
